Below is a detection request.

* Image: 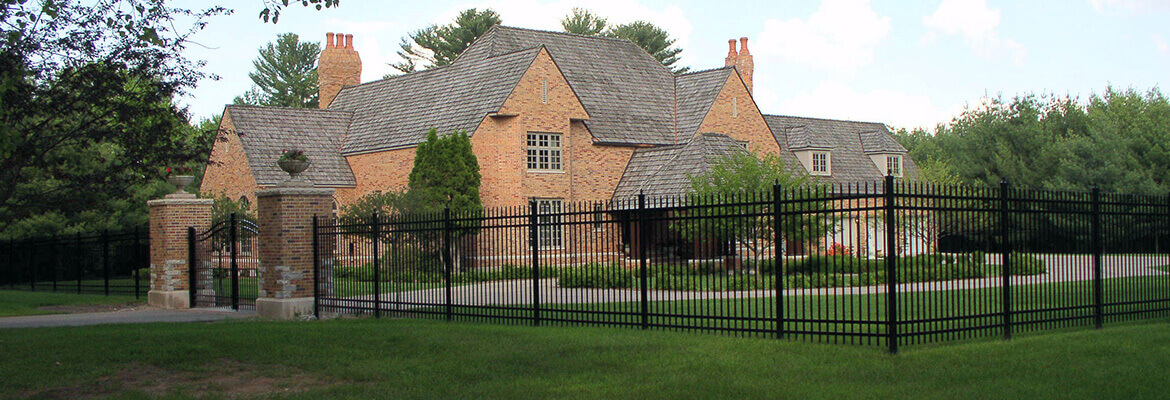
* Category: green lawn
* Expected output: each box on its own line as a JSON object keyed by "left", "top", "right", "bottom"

{"left": 0, "top": 316, "right": 1168, "bottom": 399}
{"left": 0, "top": 290, "right": 142, "bottom": 317}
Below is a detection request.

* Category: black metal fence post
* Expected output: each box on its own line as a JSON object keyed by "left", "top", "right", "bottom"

{"left": 7, "top": 239, "right": 13, "bottom": 290}
{"left": 76, "top": 233, "right": 82, "bottom": 295}
{"left": 999, "top": 180, "right": 1013, "bottom": 340}
{"left": 372, "top": 211, "right": 381, "bottom": 319}
{"left": 883, "top": 175, "right": 899, "bottom": 354}
{"left": 443, "top": 207, "right": 454, "bottom": 322}
{"left": 229, "top": 213, "right": 240, "bottom": 310}
{"left": 772, "top": 183, "right": 785, "bottom": 339}
{"left": 529, "top": 200, "right": 541, "bottom": 327}
{"left": 133, "top": 227, "right": 141, "bottom": 300}
{"left": 312, "top": 215, "right": 320, "bottom": 320}
{"left": 26, "top": 238, "right": 35, "bottom": 292}
{"left": 188, "top": 227, "right": 196, "bottom": 307}
{"left": 102, "top": 229, "right": 110, "bottom": 296}
{"left": 50, "top": 234, "right": 58, "bottom": 292}
{"left": 638, "top": 192, "right": 649, "bottom": 330}
{"left": 1091, "top": 185, "right": 1103, "bottom": 329}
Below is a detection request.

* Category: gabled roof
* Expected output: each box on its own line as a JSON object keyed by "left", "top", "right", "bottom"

{"left": 784, "top": 125, "right": 834, "bottom": 150}
{"left": 460, "top": 26, "right": 686, "bottom": 145}
{"left": 225, "top": 105, "right": 356, "bottom": 187}
{"left": 330, "top": 45, "right": 543, "bottom": 154}
{"left": 674, "top": 67, "right": 735, "bottom": 142}
{"left": 858, "top": 130, "right": 906, "bottom": 154}
{"left": 765, "top": 115, "right": 916, "bottom": 183}
{"left": 613, "top": 133, "right": 749, "bottom": 200}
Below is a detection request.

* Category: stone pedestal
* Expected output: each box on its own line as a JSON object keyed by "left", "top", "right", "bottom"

{"left": 146, "top": 192, "right": 212, "bottom": 309}
{"left": 256, "top": 182, "right": 334, "bottom": 319}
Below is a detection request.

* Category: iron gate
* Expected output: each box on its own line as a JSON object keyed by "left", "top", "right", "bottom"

{"left": 188, "top": 213, "right": 259, "bottom": 310}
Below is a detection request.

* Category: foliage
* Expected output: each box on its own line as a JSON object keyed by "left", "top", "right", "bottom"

{"left": 391, "top": 8, "right": 501, "bottom": 73}
{"left": 210, "top": 195, "right": 256, "bottom": 226}
{"left": 560, "top": 9, "right": 688, "bottom": 73}
{"left": 0, "top": 1, "right": 225, "bottom": 239}
{"left": 234, "top": 33, "right": 320, "bottom": 108}
{"left": 1007, "top": 252, "right": 1047, "bottom": 276}
{"left": 604, "top": 21, "right": 688, "bottom": 73}
{"left": 258, "top": 0, "right": 340, "bottom": 24}
{"left": 678, "top": 152, "right": 834, "bottom": 258}
{"left": 894, "top": 88, "right": 1170, "bottom": 194}
{"left": 558, "top": 263, "right": 634, "bottom": 288}
{"left": 560, "top": 8, "right": 607, "bottom": 36}
{"left": 408, "top": 129, "right": 483, "bottom": 220}
{"left": 279, "top": 149, "right": 308, "bottom": 162}
{"left": 787, "top": 255, "right": 881, "bottom": 274}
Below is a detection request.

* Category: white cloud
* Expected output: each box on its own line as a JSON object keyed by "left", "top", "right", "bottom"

{"left": 1089, "top": 0, "right": 1170, "bottom": 14}
{"left": 435, "top": 0, "right": 694, "bottom": 64}
{"left": 922, "top": 0, "right": 1026, "bottom": 65}
{"left": 323, "top": 18, "right": 399, "bottom": 82}
{"left": 767, "top": 81, "right": 956, "bottom": 129}
{"left": 1156, "top": 34, "right": 1169, "bottom": 55}
{"left": 754, "top": 0, "right": 892, "bottom": 75}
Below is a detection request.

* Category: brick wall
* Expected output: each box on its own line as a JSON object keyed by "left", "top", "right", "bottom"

{"left": 256, "top": 188, "right": 334, "bottom": 299}
{"left": 147, "top": 198, "right": 212, "bottom": 292}
{"left": 696, "top": 71, "right": 781, "bottom": 156}
{"left": 200, "top": 112, "right": 261, "bottom": 204}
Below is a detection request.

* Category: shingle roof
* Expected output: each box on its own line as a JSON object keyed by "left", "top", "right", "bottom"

{"left": 675, "top": 67, "right": 735, "bottom": 141}
{"left": 329, "top": 45, "right": 542, "bottom": 154}
{"left": 858, "top": 130, "right": 906, "bottom": 154}
{"left": 460, "top": 26, "right": 682, "bottom": 145}
{"left": 225, "top": 105, "right": 356, "bottom": 187}
{"left": 784, "top": 125, "right": 834, "bottom": 150}
{"left": 764, "top": 115, "right": 917, "bottom": 183}
{"left": 613, "top": 133, "right": 749, "bottom": 200}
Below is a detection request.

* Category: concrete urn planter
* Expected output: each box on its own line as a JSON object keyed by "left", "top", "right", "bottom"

{"left": 167, "top": 175, "right": 195, "bottom": 194}
{"left": 278, "top": 159, "right": 310, "bottom": 177}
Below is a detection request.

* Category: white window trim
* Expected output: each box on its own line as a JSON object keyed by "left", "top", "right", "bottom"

{"left": 886, "top": 155, "right": 903, "bottom": 177}
{"left": 526, "top": 132, "right": 563, "bottom": 171}
{"left": 811, "top": 151, "right": 831, "bottom": 176}
{"left": 533, "top": 198, "right": 565, "bottom": 249}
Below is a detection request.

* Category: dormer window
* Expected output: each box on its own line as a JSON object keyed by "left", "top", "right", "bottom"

{"left": 886, "top": 155, "right": 902, "bottom": 177}
{"left": 812, "top": 151, "right": 830, "bottom": 175}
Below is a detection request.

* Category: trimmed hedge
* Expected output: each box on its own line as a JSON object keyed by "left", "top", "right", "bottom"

{"left": 559, "top": 263, "right": 634, "bottom": 289}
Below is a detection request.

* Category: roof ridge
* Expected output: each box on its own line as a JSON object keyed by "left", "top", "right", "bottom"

{"left": 227, "top": 104, "right": 354, "bottom": 115}
{"left": 765, "top": 113, "right": 888, "bottom": 127}
{"left": 676, "top": 66, "right": 733, "bottom": 77}
{"left": 495, "top": 25, "right": 646, "bottom": 44}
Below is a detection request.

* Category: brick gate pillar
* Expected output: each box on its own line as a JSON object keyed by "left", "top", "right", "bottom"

{"left": 255, "top": 181, "right": 334, "bottom": 319}
{"left": 147, "top": 191, "right": 212, "bottom": 309}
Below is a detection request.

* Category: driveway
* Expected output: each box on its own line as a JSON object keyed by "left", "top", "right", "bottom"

{"left": 0, "top": 308, "right": 253, "bottom": 329}
{"left": 321, "top": 254, "right": 1170, "bottom": 310}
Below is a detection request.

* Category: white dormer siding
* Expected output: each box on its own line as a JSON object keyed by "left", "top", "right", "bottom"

{"left": 869, "top": 153, "right": 904, "bottom": 177}
{"left": 795, "top": 150, "right": 832, "bottom": 176}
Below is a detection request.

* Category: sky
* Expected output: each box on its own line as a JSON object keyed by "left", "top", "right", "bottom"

{"left": 176, "top": 0, "right": 1169, "bottom": 130}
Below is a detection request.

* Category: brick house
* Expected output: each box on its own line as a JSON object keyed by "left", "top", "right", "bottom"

{"left": 200, "top": 26, "right": 919, "bottom": 260}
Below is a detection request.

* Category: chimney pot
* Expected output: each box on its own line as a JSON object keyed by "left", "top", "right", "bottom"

{"left": 326, "top": 32, "right": 335, "bottom": 49}
{"left": 739, "top": 37, "right": 750, "bottom": 55}
{"left": 345, "top": 34, "right": 354, "bottom": 49}
{"left": 725, "top": 39, "right": 738, "bottom": 67}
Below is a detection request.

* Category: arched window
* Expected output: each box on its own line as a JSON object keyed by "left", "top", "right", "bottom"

{"left": 238, "top": 196, "right": 250, "bottom": 211}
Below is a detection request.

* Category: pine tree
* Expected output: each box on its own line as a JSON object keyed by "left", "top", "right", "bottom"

{"left": 237, "top": 33, "right": 321, "bottom": 108}
{"left": 391, "top": 9, "right": 501, "bottom": 73}
{"left": 407, "top": 129, "right": 483, "bottom": 217}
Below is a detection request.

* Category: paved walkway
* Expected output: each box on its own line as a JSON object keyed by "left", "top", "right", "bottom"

{"left": 0, "top": 308, "right": 253, "bottom": 329}
{"left": 321, "top": 254, "right": 1170, "bottom": 311}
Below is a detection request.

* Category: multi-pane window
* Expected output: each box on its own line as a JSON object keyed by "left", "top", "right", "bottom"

{"left": 887, "top": 155, "right": 902, "bottom": 177}
{"left": 527, "top": 132, "right": 563, "bottom": 171}
{"left": 812, "top": 152, "right": 829, "bottom": 174}
{"left": 535, "top": 198, "right": 564, "bottom": 248}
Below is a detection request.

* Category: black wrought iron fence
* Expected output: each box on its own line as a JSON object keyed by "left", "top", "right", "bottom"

{"left": 0, "top": 228, "right": 149, "bottom": 298}
{"left": 313, "top": 177, "right": 1170, "bottom": 351}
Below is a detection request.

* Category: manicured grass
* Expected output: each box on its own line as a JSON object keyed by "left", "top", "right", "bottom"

{"left": 0, "top": 290, "right": 141, "bottom": 317}
{"left": 0, "top": 316, "right": 1168, "bottom": 398}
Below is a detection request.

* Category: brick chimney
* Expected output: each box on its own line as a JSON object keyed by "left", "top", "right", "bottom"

{"left": 318, "top": 32, "right": 362, "bottom": 109}
{"left": 724, "top": 39, "right": 738, "bottom": 68}
{"left": 736, "top": 37, "right": 754, "bottom": 94}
